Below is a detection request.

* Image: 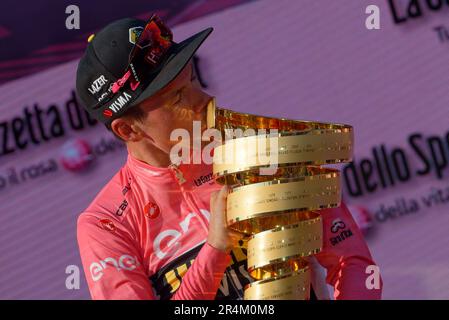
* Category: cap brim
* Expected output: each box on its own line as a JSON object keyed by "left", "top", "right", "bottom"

{"left": 132, "top": 27, "right": 213, "bottom": 106}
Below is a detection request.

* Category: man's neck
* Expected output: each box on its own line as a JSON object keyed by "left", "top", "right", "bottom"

{"left": 127, "top": 141, "right": 172, "bottom": 168}
{"left": 127, "top": 139, "right": 208, "bottom": 169}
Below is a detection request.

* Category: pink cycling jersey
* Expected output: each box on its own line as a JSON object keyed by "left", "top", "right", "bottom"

{"left": 77, "top": 152, "right": 382, "bottom": 300}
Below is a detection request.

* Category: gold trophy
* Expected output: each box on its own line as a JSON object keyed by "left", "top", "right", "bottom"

{"left": 206, "top": 98, "right": 353, "bottom": 300}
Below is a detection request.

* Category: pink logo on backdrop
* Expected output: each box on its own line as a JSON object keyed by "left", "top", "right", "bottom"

{"left": 59, "top": 138, "right": 94, "bottom": 172}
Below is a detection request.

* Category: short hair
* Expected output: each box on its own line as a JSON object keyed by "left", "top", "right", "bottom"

{"left": 105, "top": 104, "right": 147, "bottom": 141}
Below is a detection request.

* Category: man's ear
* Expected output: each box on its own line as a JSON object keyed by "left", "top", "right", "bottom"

{"left": 111, "top": 118, "right": 144, "bottom": 142}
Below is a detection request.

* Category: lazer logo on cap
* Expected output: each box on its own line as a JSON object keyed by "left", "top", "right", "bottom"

{"left": 88, "top": 75, "right": 108, "bottom": 95}
{"left": 129, "top": 26, "right": 144, "bottom": 45}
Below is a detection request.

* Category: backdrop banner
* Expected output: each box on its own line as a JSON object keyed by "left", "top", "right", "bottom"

{"left": 1, "top": 0, "right": 448, "bottom": 299}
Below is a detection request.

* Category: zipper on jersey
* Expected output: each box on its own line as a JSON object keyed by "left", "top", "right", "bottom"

{"left": 169, "top": 162, "right": 210, "bottom": 233}
{"left": 169, "top": 163, "right": 186, "bottom": 185}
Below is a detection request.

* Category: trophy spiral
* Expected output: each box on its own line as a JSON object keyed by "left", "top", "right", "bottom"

{"left": 206, "top": 98, "right": 354, "bottom": 300}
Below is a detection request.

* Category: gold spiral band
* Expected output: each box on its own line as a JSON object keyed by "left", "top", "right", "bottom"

{"left": 247, "top": 217, "right": 323, "bottom": 274}
{"left": 208, "top": 100, "right": 353, "bottom": 133}
{"left": 212, "top": 131, "right": 353, "bottom": 176}
{"left": 244, "top": 267, "right": 311, "bottom": 300}
{"left": 225, "top": 170, "right": 340, "bottom": 234}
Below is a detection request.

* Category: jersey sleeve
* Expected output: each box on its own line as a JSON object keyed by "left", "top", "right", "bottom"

{"left": 77, "top": 213, "right": 231, "bottom": 300}
{"left": 314, "top": 201, "right": 383, "bottom": 300}
{"left": 77, "top": 213, "right": 155, "bottom": 300}
{"left": 170, "top": 242, "right": 231, "bottom": 300}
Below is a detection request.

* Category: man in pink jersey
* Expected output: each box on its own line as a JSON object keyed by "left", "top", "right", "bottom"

{"left": 75, "top": 15, "right": 382, "bottom": 300}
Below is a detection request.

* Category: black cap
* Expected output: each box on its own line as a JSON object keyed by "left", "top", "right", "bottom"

{"left": 76, "top": 17, "right": 212, "bottom": 125}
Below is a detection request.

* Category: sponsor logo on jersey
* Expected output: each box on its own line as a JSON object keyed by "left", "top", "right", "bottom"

{"left": 331, "top": 218, "right": 346, "bottom": 233}
{"left": 90, "top": 254, "right": 139, "bottom": 282}
{"left": 330, "top": 218, "right": 353, "bottom": 246}
{"left": 122, "top": 183, "right": 131, "bottom": 195}
{"left": 116, "top": 199, "right": 128, "bottom": 216}
{"left": 193, "top": 173, "right": 213, "bottom": 187}
{"left": 98, "top": 219, "right": 116, "bottom": 232}
{"left": 153, "top": 210, "right": 210, "bottom": 260}
{"left": 144, "top": 201, "right": 160, "bottom": 219}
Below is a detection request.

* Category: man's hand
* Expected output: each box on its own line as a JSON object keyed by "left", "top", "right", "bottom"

{"left": 207, "top": 186, "right": 243, "bottom": 253}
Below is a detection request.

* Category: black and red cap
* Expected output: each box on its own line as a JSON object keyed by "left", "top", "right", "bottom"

{"left": 76, "top": 16, "right": 212, "bottom": 126}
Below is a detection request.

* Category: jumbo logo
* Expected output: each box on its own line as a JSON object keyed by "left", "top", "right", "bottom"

{"left": 129, "top": 26, "right": 143, "bottom": 45}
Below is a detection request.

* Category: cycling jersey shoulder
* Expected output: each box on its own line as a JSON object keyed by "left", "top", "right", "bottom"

{"left": 82, "top": 166, "right": 132, "bottom": 219}
{"left": 77, "top": 162, "right": 142, "bottom": 248}
{"left": 76, "top": 154, "right": 181, "bottom": 250}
